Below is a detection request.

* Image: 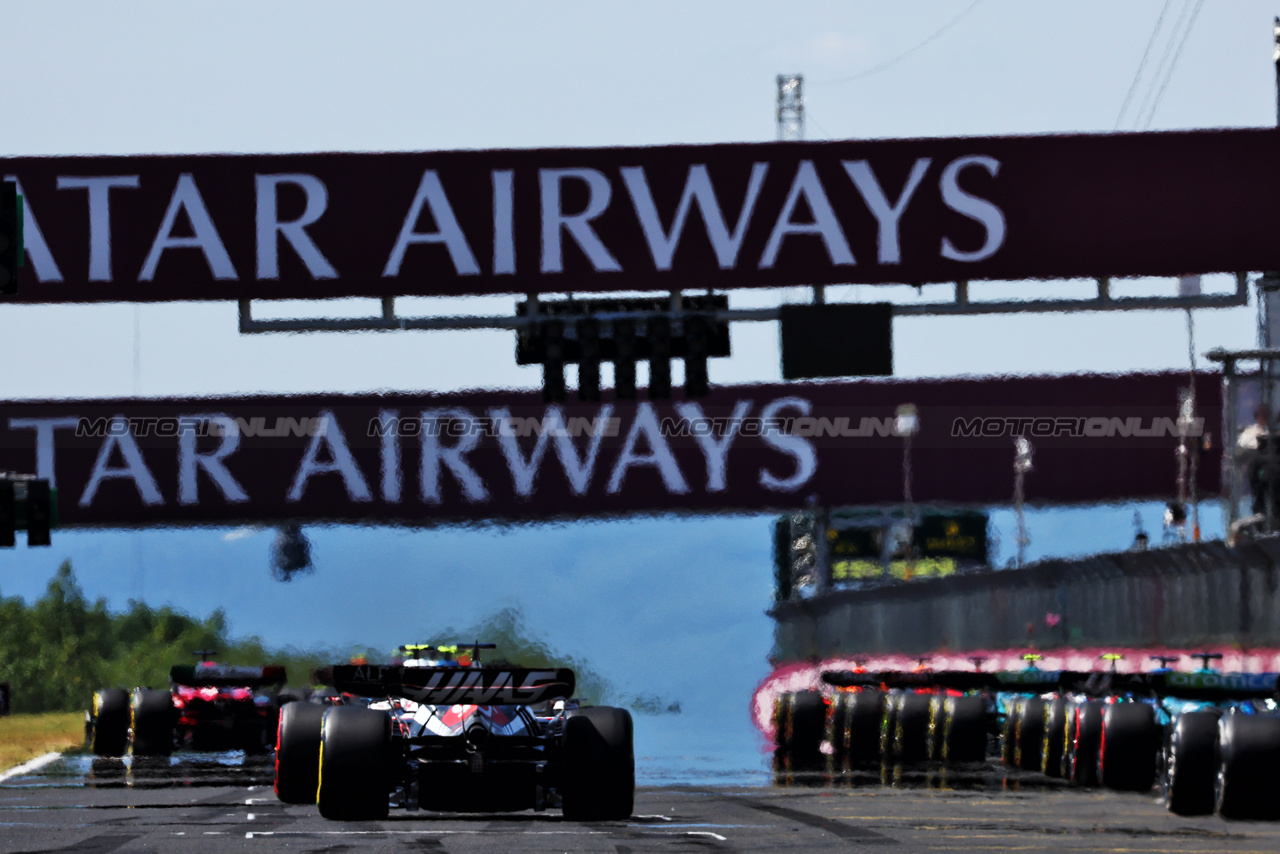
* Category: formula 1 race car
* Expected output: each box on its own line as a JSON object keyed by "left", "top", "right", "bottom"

{"left": 89, "top": 653, "right": 289, "bottom": 756}
{"left": 273, "top": 643, "right": 634, "bottom": 821}
{"left": 1152, "top": 659, "right": 1280, "bottom": 819}
{"left": 775, "top": 659, "right": 1169, "bottom": 787}
{"left": 776, "top": 653, "right": 1280, "bottom": 821}
{"left": 773, "top": 663, "right": 992, "bottom": 781}
{"left": 996, "top": 657, "right": 1164, "bottom": 790}
{"left": 1005, "top": 654, "right": 1280, "bottom": 813}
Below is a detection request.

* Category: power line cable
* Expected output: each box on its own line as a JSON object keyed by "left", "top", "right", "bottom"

{"left": 805, "top": 109, "right": 833, "bottom": 140}
{"left": 1130, "top": 0, "right": 1194, "bottom": 129}
{"left": 814, "top": 0, "right": 984, "bottom": 87}
{"left": 1115, "top": 0, "right": 1174, "bottom": 129}
{"left": 1141, "top": 0, "right": 1204, "bottom": 128}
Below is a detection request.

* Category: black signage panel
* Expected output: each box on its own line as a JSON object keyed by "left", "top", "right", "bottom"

{"left": 2, "top": 128, "right": 1279, "bottom": 302}
{"left": 781, "top": 303, "right": 893, "bottom": 378}
{"left": 0, "top": 371, "right": 1221, "bottom": 528}
{"left": 913, "top": 511, "right": 989, "bottom": 561}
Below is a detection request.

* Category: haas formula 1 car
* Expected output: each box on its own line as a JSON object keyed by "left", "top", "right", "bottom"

{"left": 274, "top": 644, "right": 634, "bottom": 821}
{"left": 90, "top": 653, "right": 289, "bottom": 756}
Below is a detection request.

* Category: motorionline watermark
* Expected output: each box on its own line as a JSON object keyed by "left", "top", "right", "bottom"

{"left": 65, "top": 412, "right": 1206, "bottom": 442}
{"left": 368, "top": 414, "right": 889, "bottom": 439}
{"left": 366, "top": 413, "right": 1195, "bottom": 440}
{"left": 949, "top": 415, "right": 1205, "bottom": 439}
{"left": 74, "top": 416, "right": 328, "bottom": 439}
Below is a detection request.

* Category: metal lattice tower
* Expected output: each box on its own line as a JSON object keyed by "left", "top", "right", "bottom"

{"left": 776, "top": 74, "right": 804, "bottom": 141}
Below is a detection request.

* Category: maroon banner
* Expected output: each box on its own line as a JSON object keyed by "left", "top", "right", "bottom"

{"left": 0, "top": 373, "right": 1220, "bottom": 528}
{"left": 2, "top": 129, "right": 1278, "bottom": 303}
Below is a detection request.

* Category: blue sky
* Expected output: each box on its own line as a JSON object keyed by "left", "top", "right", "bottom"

{"left": 0, "top": 1, "right": 1273, "bottom": 770}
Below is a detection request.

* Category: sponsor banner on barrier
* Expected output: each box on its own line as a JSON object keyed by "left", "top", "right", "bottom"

{"left": 3, "top": 128, "right": 1279, "bottom": 302}
{"left": 0, "top": 371, "right": 1220, "bottom": 527}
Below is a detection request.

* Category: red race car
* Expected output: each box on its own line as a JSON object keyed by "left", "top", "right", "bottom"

{"left": 89, "top": 652, "right": 291, "bottom": 757}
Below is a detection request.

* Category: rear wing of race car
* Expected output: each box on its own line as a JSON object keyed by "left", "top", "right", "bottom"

{"left": 822, "top": 669, "right": 993, "bottom": 692}
{"left": 822, "top": 668, "right": 1062, "bottom": 693}
{"left": 1149, "top": 671, "right": 1280, "bottom": 701}
{"left": 323, "top": 664, "right": 576, "bottom": 706}
{"left": 822, "top": 668, "right": 1156, "bottom": 696}
{"left": 822, "top": 667, "right": 1280, "bottom": 701}
{"left": 170, "top": 664, "right": 288, "bottom": 688}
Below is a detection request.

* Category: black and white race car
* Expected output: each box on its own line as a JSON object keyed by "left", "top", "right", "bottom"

{"left": 274, "top": 644, "right": 634, "bottom": 821}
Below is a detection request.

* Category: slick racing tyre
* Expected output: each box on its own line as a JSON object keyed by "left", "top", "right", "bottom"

{"left": 927, "top": 696, "right": 947, "bottom": 761}
{"left": 129, "top": 688, "right": 174, "bottom": 756}
{"left": 773, "top": 691, "right": 826, "bottom": 775}
{"left": 1015, "top": 697, "right": 1046, "bottom": 772}
{"left": 1001, "top": 699, "right": 1022, "bottom": 766}
{"left": 1164, "top": 710, "right": 1219, "bottom": 816}
{"left": 1099, "top": 702, "right": 1160, "bottom": 791}
{"left": 1041, "top": 698, "right": 1069, "bottom": 778}
{"left": 275, "top": 701, "right": 326, "bottom": 805}
{"left": 884, "top": 692, "right": 931, "bottom": 765}
{"left": 317, "top": 706, "right": 394, "bottom": 821}
{"left": 829, "top": 691, "right": 884, "bottom": 770}
{"left": 1215, "top": 710, "right": 1280, "bottom": 820}
{"left": 561, "top": 706, "right": 635, "bottom": 821}
{"left": 828, "top": 692, "right": 851, "bottom": 772}
{"left": 90, "top": 688, "right": 129, "bottom": 757}
{"left": 1069, "top": 700, "right": 1104, "bottom": 787}
{"left": 942, "top": 695, "right": 989, "bottom": 764}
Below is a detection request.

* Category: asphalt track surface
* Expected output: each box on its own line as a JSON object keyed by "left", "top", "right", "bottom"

{"left": 2, "top": 752, "right": 1279, "bottom": 853}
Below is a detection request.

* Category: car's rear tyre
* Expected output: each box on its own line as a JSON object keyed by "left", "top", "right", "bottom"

{"left": 943, "top": 695, "right": 988, "bottom": 764}
{"left": 1100, "top": 702, "right": 1159, "bottom": 791}
{"left": 927, "top": 696, "right": 947, "bottom": 761}
{"left": 317, "top": 706, "right": 393, "bottom": 821}
{"left": 1070, "top": 700, "right": 1104, "bottom": 787}
{"left": 1042, "top": 698, "right": 1069, "bottom": 778}
{"left": 886, "top": 692, "right": 931, "bottom": 765}
{"left": 828, "top": 691, "right": 884, "bottom": 772}
{"left": 275, "top": 701, "right": 326, "bottom": 804}
{"left": 1215, "top": 711, "right": 1280, "bottom": 820}
{"left": 827, "top": 692, "right": 850, "bottom": 773}
{"left": 91, "top": 689, "right": 129, "bottom": 757}
{"left": 1001, "top": 699, "right": 1021, "bottom": 766}
{"left": 842, "top": 691, "right": 885, "bottom": 768}
{"left": 1165, "top": 710, "right": 1219, "bottom": 816}
{"left": 561, "top": 706, "right": 635, "bottom": 821}
{"left": 1016, "top": 698, "right": 1046, "bottom": 772}
{"left": 773, "top": 691, "right": 825, "bottom": 775}
{"left": 130, "top": 688, "right": 174, "bottom": 756}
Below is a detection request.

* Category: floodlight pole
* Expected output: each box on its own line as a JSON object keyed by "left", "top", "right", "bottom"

{"left": 1014, "top": 438, "right": 1034, "bottom": 568}
{"left": 776, "top": 74, "right": 804, "bottom": 141}
{"left": 1273, "top": 18, "right": 1280, "bottom": 124}
{"left": 895, "top": 404, "right": 919, "bottom": 581}
{"left": 1185, "top": 309, "right": 1200, "bottom": 541}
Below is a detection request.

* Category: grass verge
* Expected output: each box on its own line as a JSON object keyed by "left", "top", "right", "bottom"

{"left": 0, "top": 712, "right": 86, "bottom": 773}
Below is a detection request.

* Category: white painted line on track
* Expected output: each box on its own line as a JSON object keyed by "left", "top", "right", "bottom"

{"left": 635, "top": 814, "right": 673, "bottom": 821}
{"left": 0, "top": 752, "right": 61, "bottom": 784}
{"left": 245, "top": 829, "right": 612, "bottom": 839}
{"left": 244, "top": 828, "right": 729, "bottom": 842}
